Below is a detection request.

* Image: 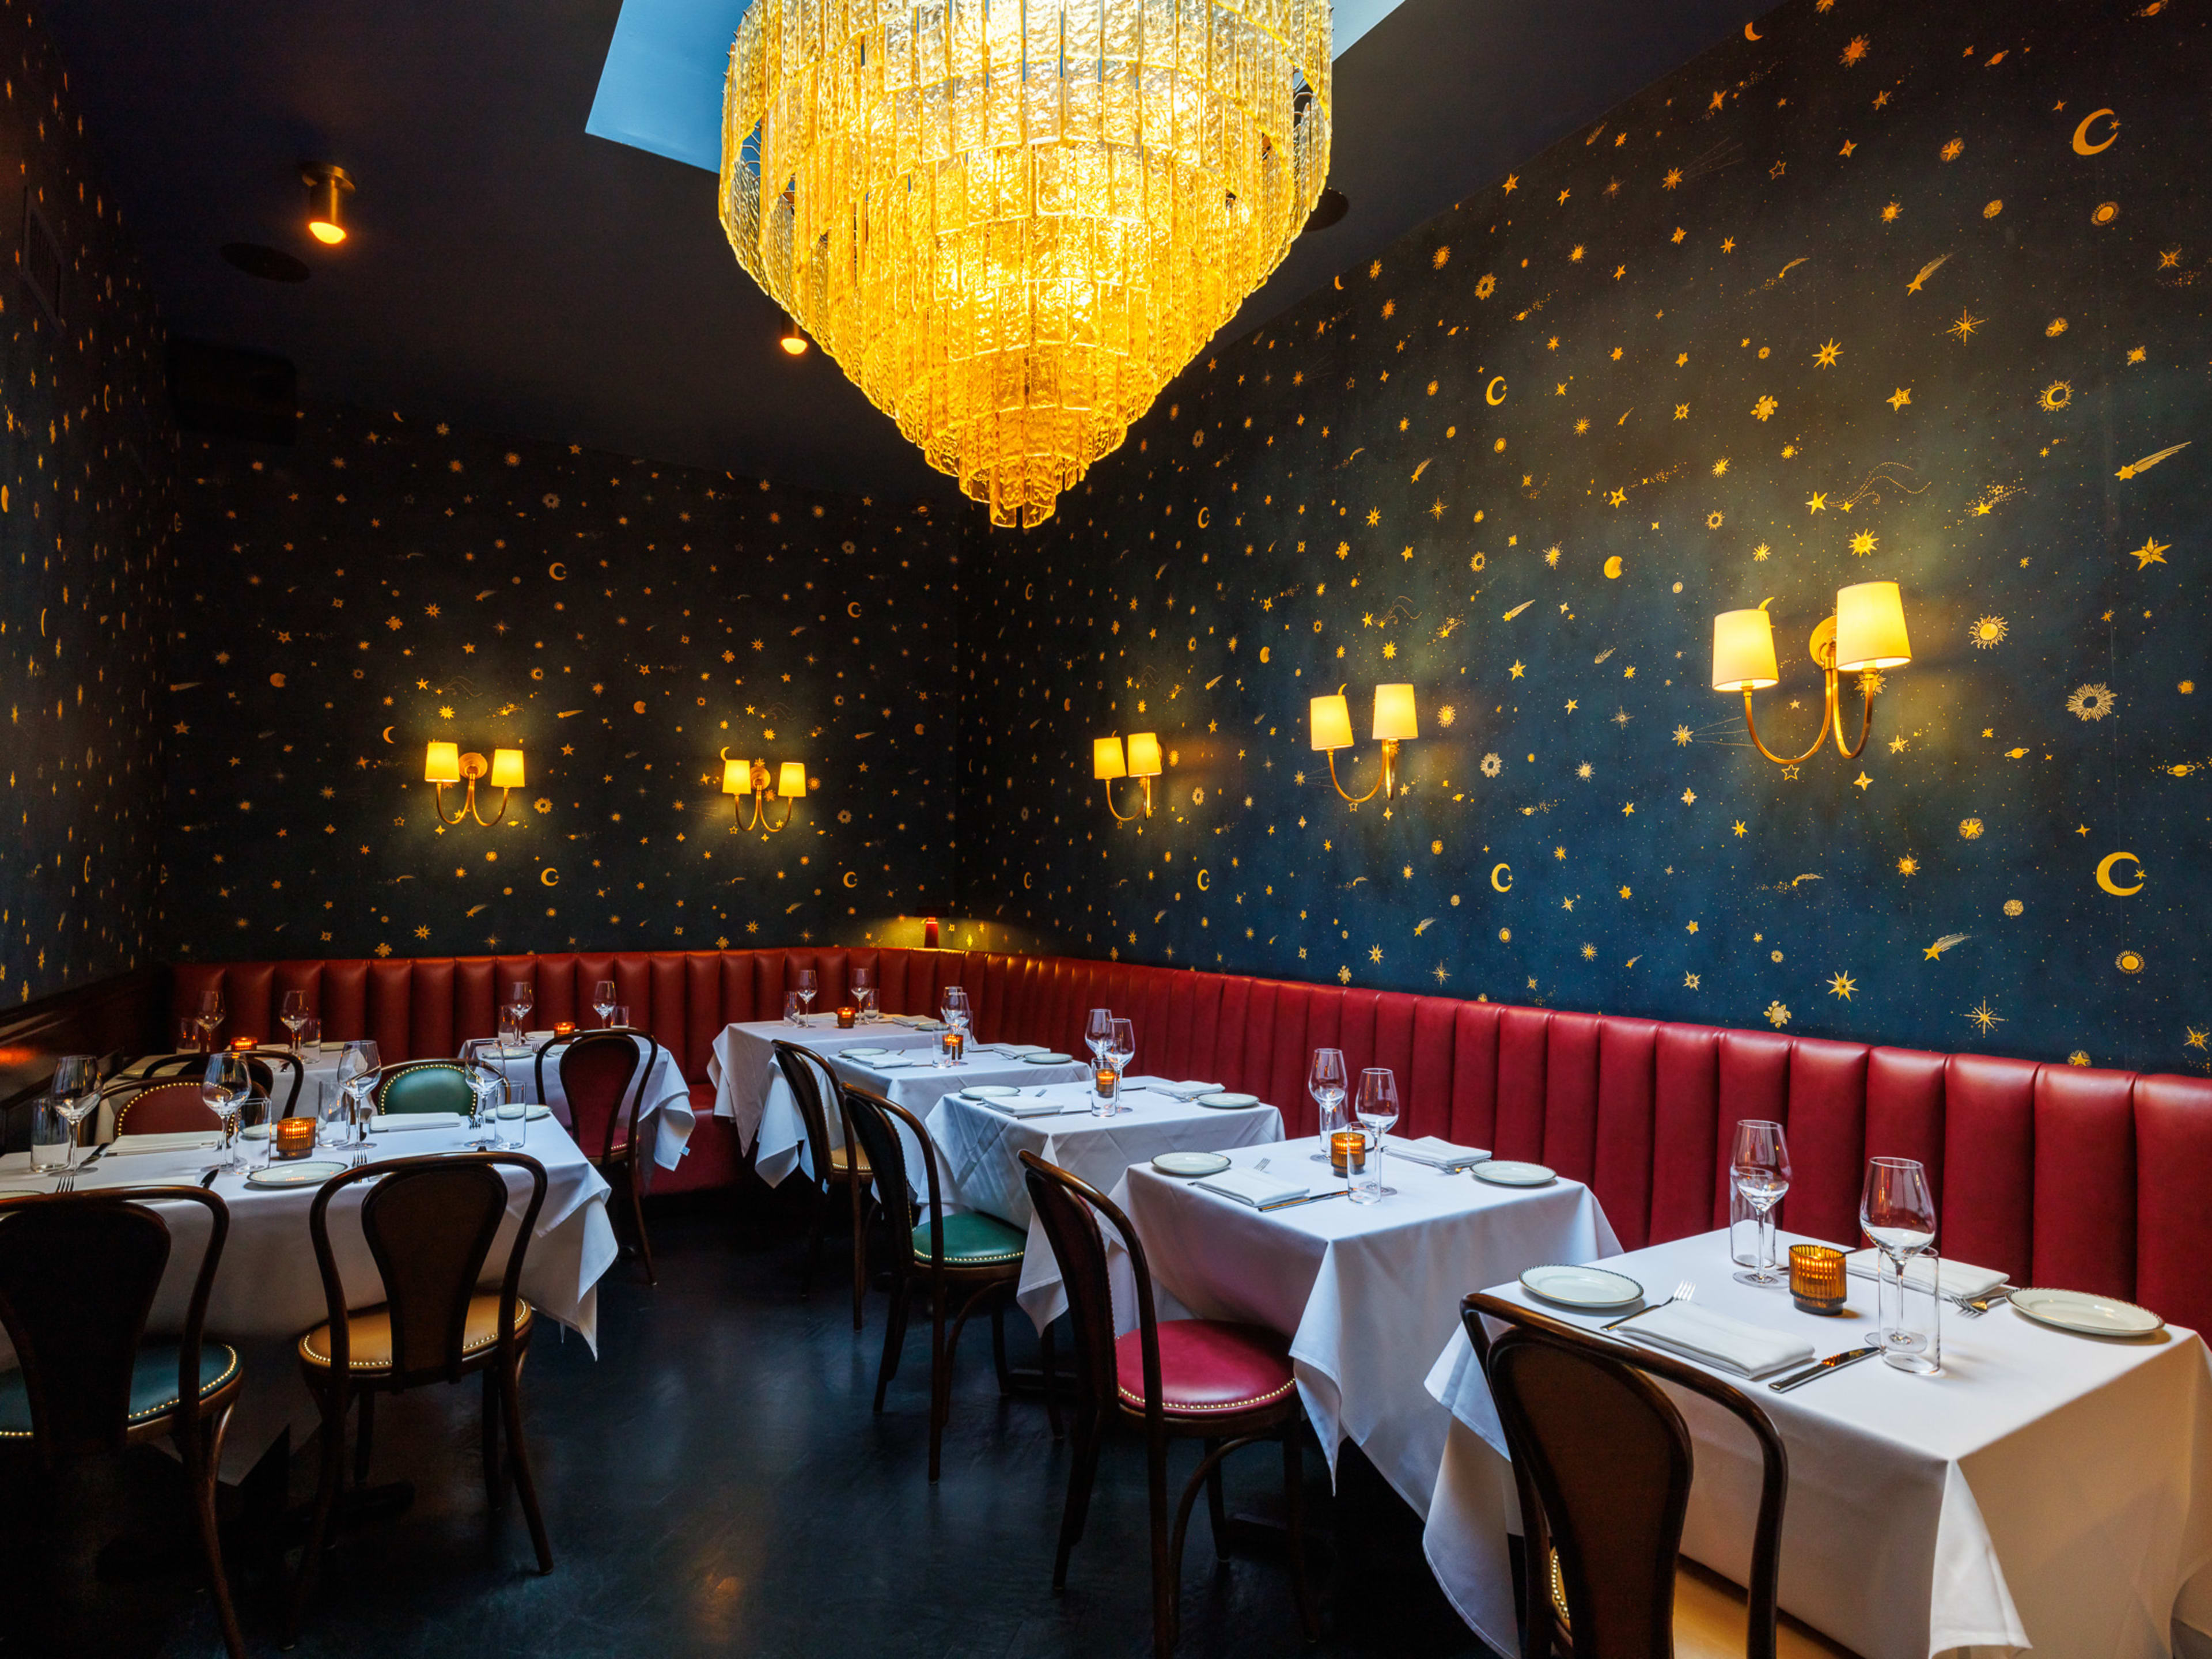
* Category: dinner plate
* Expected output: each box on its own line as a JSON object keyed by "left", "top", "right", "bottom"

{"left": 527, "top": 1104, "right": 554, "bottom": 1120}
{"left": 246, "top": 1160, "right": 349, "bottom": 1188}
{"left": 1520, "top": 1263, "right": 1645, "bottom": 1311}
{"left": 1196, "top": 1092, "right": 1261, "bottom": 1110}
{"left": 2009, "top": 1286, "right": 2162, "bottom": 1338}
{"left": 962, "top": 1085, "right": 1021, "bottom": 1099}
{"left": 1474, "top": 1160, "right": 1557, "bottom": 1187}
{"left": 1022, "top": 1052, "right": 1075, "bottom": 1065}
{"left": 241, "top": 1123, "right": 272, "bottom": 1141}
{"left": 1153, "top": 1152, "right": 1232, "bottom": 1177}
{"left": 0, "top": 1187, "right": 44, "bottom": 1199}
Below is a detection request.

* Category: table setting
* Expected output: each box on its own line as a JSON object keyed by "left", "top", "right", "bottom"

{"left": 708, "top": 1015, "right": 945, "bottom": 1184}
{"left": 465, "top": 1027, "right": 696, "bottom": 1184}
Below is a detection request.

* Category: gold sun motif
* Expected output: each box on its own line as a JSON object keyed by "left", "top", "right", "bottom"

{"left": 1475, "top": 273, "right": 1497, "bottom": 299}
{"left": 1839, "top": 35, "right": 1870, "bottom": 65}
{"left": 1959, "top": 818, "right": 1985, "bottom": 839}
{"left": 2093, "top": 201, "right": 2120, "bottom": 225}
{"left": 1897, "top": 855, "right": 1919, "bottom": 877}
{"left": 1751, "top": 395, "right": 1779, "bottom": 422}
{"left": 2116, "top": 950, "right": 2146, "bottom": 974}
{"left": 1766, "top": 1002, "right": 1793, "bottom": 1029}
{"left": 1431, "top": 245, "right": 1450, "bottom": 269}
{"left": 1662, "top": 167, "right": 1684, "bottom": 190}
{"left": 1969, "top": 615, "right": 2008, "bottom": 648}
{"left": 1707, "top": 510, "right": 1725, "bottom": 528}
{"left": 1829, "top": 972, "right": 1858, "bottom": 1001}
{"left": 2038, "top": 380, "right": 2073, "bottom": 411}
{"left": 1437, "top": 704, "right": 1457, "bottom": 728}
{"left": 1881, "top": 200, "right": 1902, "bottom": 222}
{"left": 2004, "top": 899, "right": 2025, "bottom": 916}
{"left": 2067, "top": 683, "right": 2118, "bottom": 722}
{"left": 1849, "top": 531, "right": 1878, "bottom": 555}
{"left": 1814, "top": 340, "right": 1842, "bottom": 368}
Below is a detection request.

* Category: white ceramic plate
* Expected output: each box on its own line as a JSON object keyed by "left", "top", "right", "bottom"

{"left": 1474, "top": 1160, "right": 1557, "bottom": 1187}
{"left": 2009, "top": 1286, "right": 2162, "bottom": 1338}
{"left": 871, "top": 1055, "right": 932, "bottom": 1069}
{"left": 1022, "top": 1052, "right": 1075, "bottom": 1065}
{"left": 0, "top": 1187, "right": 44, "bottom": 1199}
{"left": 963, "top": 1085, "right": 1021, "bottom": 1099}
{"left": 1153, "top": 1152, "right": 1232, "bottom": 1177}
{"left": 1520, "top": 1263, "right": 1645, "bottom": 1310}
{"left": 241, "top": 1123, "right": 273, "bottom": 1141}
{"left": 527, "top": 1105, "right": 554, "bottom": 1120}
{"left": 246, "top": 1160, "right": 349, "bottom": 1188}
{"left": 1196, "top": 1092, "right": 1262, "bottom": 1110}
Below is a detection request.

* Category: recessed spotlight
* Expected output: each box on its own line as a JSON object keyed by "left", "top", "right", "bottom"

{"left": 779, "top": 315, "right": 809, "bottom": 356}
{"left": 302, "top": 162, "right": 354, "bottom": 245}
{"left": 221, "top": 242, "right": 310, "bottom": 283}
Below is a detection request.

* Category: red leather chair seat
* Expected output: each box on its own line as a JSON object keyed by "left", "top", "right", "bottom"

{"left": 1114, "top": 1320, "right": 1297, "bottom": 1420}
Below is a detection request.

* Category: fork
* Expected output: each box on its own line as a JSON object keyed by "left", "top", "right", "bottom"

{"left": 1603, "top": 1278, "right": 1694, "bottom": 1331}
{"left": 54, "top": 1161, "right": 75, "bottom": 1194}
{"left": 1948, "top": 1286, "right": 2011, "bottom": 1318}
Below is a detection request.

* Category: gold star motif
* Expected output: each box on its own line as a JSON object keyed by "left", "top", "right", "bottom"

{"left": 1753, "top": 543, "right": 1771, "bottom": 561}
{"left": 2186, "top": 1027, "right": 2210, "bottom": 1051}
{"left": 1684, "top": 974, "right": 1701, "bottom": 989}
{"left": 1881, "top": 201, "right": 1902, "bottom": 223}
{"left": 1839, "top": 139, "right": 1857, "bottom": 157}
{"left": 1557, "top": 188, "right": 1571, "bottom": 205}
{"left": 1619, "top": 885, "right": 1633, "bottom": 899}
{"left": 1502, "top": 173, "right": 1518, "bottom": 193}
{"left": 2131, "top": 537, "right": 2170, "bottom": 569}
{"left": 1663, "top": 167, "right": 1684, "bottom": 190}
{"left": 1565, "top": 699, "right": 1579, "bottom": 713}
{"left": 1768, "top": 160, "right": 1787, "bottom": 179}
{"left": 1681, "top": 787, "right": 1697, "bottom": 805}
{"left": 1814, "top": 340, "right": 1841, "bottom": 368}
{"left": 1947, "top": 309, "right": 1984, "bottom": 343}
{"left": 1671, "top": 226, "right": 1687, "bottom": 244}
{"left": 1607, "top": 488, "right": 1627, "bottom": 506}
{"left": 1829, "top": 972, "right": 1858, "bottom": 1001}
{"left": 1850, "top": 531, "right": 1878, "bottom": 555}
{"left": 1675, "top": 404, "right": 1690, "bottom": 419}
{"left": 1887, "top": 387, "right": 1912, "bottom": 410}
{"left": 1687, "top": 920, "right": 1700, "bottom": 933}
{"left": 1563, "top": 897, "right": 1576, "bottom": 912}
{"left": 1622, "top": 801, "right": 1635, "bottom": 815}
{"left": 1806, "top": 492, "right": 1828, "bottom": 513}
{"left": 1721, "top": 237, "right": 1736, "bottom": 253}
{"left": 1852, "top": 772, "right": 1872, "bottom": 790}
{"left": 1509, "top": 661, "right": 1526, "bottom": 679}
{"left": 1613, "top": 265, "right": 1626, "bottom": 279}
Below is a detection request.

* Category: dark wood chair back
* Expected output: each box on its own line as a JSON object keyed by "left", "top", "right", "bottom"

{"left": 0, "top": 1188, "right": 230, "bottom": 1464}
{"left": 306, "top": 1153, "right": 547, "bottom": 1391}
{"left": 771, "top": 1041, "right": 840, "bottom": 1189}
{"left": 838, "top": 1085, "right": 953, "bottom": 1268}
{"left": 1463, "top": 1292, "right": 1790, "bottom": 1659}
{"left": 105, "top": 1078, "right": 218, "bottom": 1137}
{"left": 557, "top": 1033, "right": 645, "bottom": 1163}
{"left": 365, "top": 1059, "right": 504, "bottom": 1116}
{"left": 1018, "top": 1151, "right": 1172, "bottom": 1434}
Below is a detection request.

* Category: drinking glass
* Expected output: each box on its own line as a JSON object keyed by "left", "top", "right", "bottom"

{"left": 1307, "top": 1048, "right": 1348, "bottom": 1163}
{"left": 281, "top": 990, "right": 311, "bottom": 1053}
{"left": 783, "top": 991, "right": 803, "bottom": 1025}
{"left": 1105, "top": 1020, "right": 1135, "bottom": 1115}
{"left": 29, "top": 1093, "right": 71, "bottom": 1173}
{"left": 593, "top": 979, "right": 618, "bottom": 1027}
{"left": 1352, "top": 1068, "right": 1400, "bottom": 1200}
{"left": 196, "top": 987, "right": 226, "bottom": 1050}
{"left": 336, "top": 1039, "right": 381, "bottom": 1146}
{"left": 1085, "top": 1007, "right": 1115, "bottom": 1067}
{"left": 50, "top": 1055, "right": 99, "bottom": 1181}
{"left": 942, "top": 986, "right": 971, "bottom": 1033}
{"left": 509, "top": 980, "right": 535, "bottom": 1033}
{"left": 495, "top": 1079, "right": 529, "bottom": 1150}
{"left": 203, "top": 1054, "right": 251, "bottom": 1171}
{"left": 178, "top": 1016, "right": 201, "bottom": 1054}
{"left": 613, "top": 1006, "right": 631, "bottom": 1030}
{"left": 1730, "top": 1120, "right": 1793, "bottom": 1286}
{"left": 796, "top": 968, "right": 818, "bottom": 1025}
{"left": 1861, "top": 1156, "right": 1940, "bottom": 1372}
{"left": 315, "top": 1078, "right": 349, "bottom": 1149}
{"left": 851, "top": 967, "right": 874, "bottom": 1021}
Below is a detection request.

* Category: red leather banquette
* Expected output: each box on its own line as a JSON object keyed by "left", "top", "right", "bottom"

{"left": 173, "top": 949, "right": 2212, "bottom": 1337}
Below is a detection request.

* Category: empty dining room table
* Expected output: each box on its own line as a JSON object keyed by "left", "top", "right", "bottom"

{"left": 707, "top": 1016, "right": 945, "bottom": 1184}
{"left": 1423, "top": 1225, "right": 2212, "bottom": 1659}
{"left": 1101, "top": 1138, "right": 1620, "bottom": 1521}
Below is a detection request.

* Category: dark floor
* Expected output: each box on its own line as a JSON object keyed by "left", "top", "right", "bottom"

{"left": 5, "top": 1197, "right": 1497, "bottom": 1657}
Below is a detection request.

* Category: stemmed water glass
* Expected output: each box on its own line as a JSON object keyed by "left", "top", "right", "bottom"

{"left": 1085, "top": 1007, "right": 1114, "bottom": 1067}
{"left": 795, "top": 967, "right": 819, "bottom": 1026}
{"left": 1730, "top": 1120, "right": 1793, "bottom": 1286}
{"left": 461, "top": 1041, "right": 503, "bottom": 1148}
{"left": 941, "top": 986, "right": 970, "bottom": 1033}
{"left": 1307, "top": 1048, "right": 1347, "bottom": 1162}
{"left": 335, "top": 1039, "right": 381, "bottom": 1147}
{"left": 593, "top": 980, "right": 618, "bottom": 1027}
{"left": 281, "top": 990, "right": 311, "bottom": 1054}
{"left": 196, "top": 987, "right": 226, "bottom": 1052}
{"left": 1353, "top": 1068, "right": 1400, "bottom": 1199}
{"left": 1104, "top": 1020, "right": 1135, "bottom": 1114}
{"left": 508, "top": 981, "right": 535, "bottom": 1036}
{"left": 1861, "top": 1156, "right": 1940, "bottom": 1372}
{"left": 202, "top": 1054, "right": 252, "bottom": 1172}
{"left": 50, "top": 1056, "right": 99, "bottom": 1185}
{"left": 852, "top": 966, "right": 874, "bottom": 1021}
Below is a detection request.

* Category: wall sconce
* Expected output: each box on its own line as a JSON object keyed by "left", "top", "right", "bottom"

{"left": 724, "top": 756, "right": 807, "bottom": 831}
{"left": 1713, "top": 581, "right": 1912, "bottom": 766}
{"left": 302, "top": 162, "right": 354, "bottom": 245}
{"left": 1092, "top": 732, "right": 1162, "bottom": 821}
{"left": 426, "top": 740, "right": 524, "bottom": 826}
{"left": 1309, "top": 684, "right": 1418, "bottom": 805}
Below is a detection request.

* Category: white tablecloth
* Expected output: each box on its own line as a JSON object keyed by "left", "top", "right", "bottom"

{"left": 1106, "top": 1141, "right": 1619, "bottom": 1517}
{"left": 923, "top": 1081, "right": 1285, "bottom": 1331}
{"left": 823, "top": 1051, "right": 1097, "bottom": 1193}
{"left": 478, "top": 1035, "right": 695, "bottom": 1184}
{"left": 0, "top": 1118, "right": 617, "bottom": 1480}
{"left": 102, "top": 1046, "right": 348, "bottom": 1138}
{"left": 707, "top": 1020, "right": 944, "bottom": 1184}
{"left": 1423, "top": 1228, "right": 2212, "bottom": 1659}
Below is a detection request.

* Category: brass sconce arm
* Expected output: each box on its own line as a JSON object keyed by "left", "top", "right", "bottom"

{"left": 426, "top": 745, "right": 520, "bottom": 827}
{"left": 1100, "top": 777, "right": 1154, "bottom": 821}
{"left": 1324, "top": 743, "right": 1395, "bottom": 806}
{"left": 1740, "top": 684, "right": 1836, "bottom": 768}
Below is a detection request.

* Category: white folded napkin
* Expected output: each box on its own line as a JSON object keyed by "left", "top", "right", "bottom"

{"left": 993, "top": 1043, "right": 1048, "bottom": 1056}
{"left": 109, "top": 1131, "right": 223, "bottom": 1155}
{"left": 1194, "top": 1166, "right": 1312, "bottom": 1209}
{"left": 992, "top": 1096, "right": 1067, "bottom": 1118}
{"left": 1625, "top": 1302, "right": 1815, "bottom": 1379}
{"left": 1387, "top": 1135, "right": 1491, "bottom": 1169}
{"left": 868, "top": 1054, "right": 933, "bottom": 1070}
{"left": 1842, "top": 1249, "right": 2007, "bottom": 1299}
{"left": 1125, "top": 1077, "right": 1224, "bottom": 1101}
{"left": 373, "top": 1112, "right": 465, "bottom": 1132}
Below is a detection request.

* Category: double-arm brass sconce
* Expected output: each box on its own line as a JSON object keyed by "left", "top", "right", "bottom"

{"left": 1309, "top": 684, "right": 1418, "bottom": 805}
{"left": 1093, "top": 733, "right": 1163, "bottom": 821}
{"left": 1711, "top": 581, "right": 1912, "bottom": 766}
{"left": 724, "top": 757, "right": 808, "bottom": 832}
{"left": 425, "top": 741, "right": 524, "bottom": 827}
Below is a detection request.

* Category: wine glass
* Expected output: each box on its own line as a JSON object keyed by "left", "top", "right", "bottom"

{"left": 795, "top": 967, "right": 818, "bottom": 1025}
{"left": 1730, "top": 1120, "right": 1793, "bottom": 1286}
{"left": 1861, "top": 1156, "right": 1940, "bottom": 1369}
{"left": 461, "top": 1042, "right": 502, "bottom": 1148}
{"left": 1307, "top": 1048, "right": 1347, "bottom": 1162}
{"left": 942, "top": 986, "right": 971, "bottom": 1033}
{"left": 203, "top": 1054, "right": 251, "bottom": 1171}
{"left": 336, "top": 1039, "right": 381, "bottom": 1146}
{"left": 50, "top": 1055, "right": 99, "bottom": 1182}
{"left": 593, "top": 979, "right": 618, "bottom": 1027}
{"left": 281, "top": 990, "right": 310, "bottom": 1054}
{"left": 851, "top": 966, "right": 874, "bottom": 1022}
{"left": 196, "top": 987, "right": 226, "bottom": 1050}
{"left": 509, "top": 980, "right": 535, "bottom": 1033}
{"left": 1353, "top": 1068, "right": 1400, "bottom": 1199}
{"left": 177, "top": 1015, "right": 200, "bottom": 1055}
{"left": 1085, "top": 1007, "right": 1115, "bottom": 1066}
{"left": 1105, "top": 1020, "right": 1135, "bottom": 1115}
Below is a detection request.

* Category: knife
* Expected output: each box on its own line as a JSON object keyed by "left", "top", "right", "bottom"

{"left": 1767, "top": 1346, "right": 1879, "bottom": 1392}
{"left": 1260, "top": 1188, "right": 1351, "bottom": 1211}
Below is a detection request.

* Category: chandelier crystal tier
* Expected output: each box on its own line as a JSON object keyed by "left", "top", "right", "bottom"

{"left": 719, "top": 0, "right": 1332, "bottom": 529}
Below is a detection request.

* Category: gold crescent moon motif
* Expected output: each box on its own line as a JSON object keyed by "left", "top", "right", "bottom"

{"left": 1603, "top": 555, "right": 1624, "bottom": 579}
{"left": 843, "top": 871, "right": 859, "bottom": 888}
{"left": 540, "top": 868, "right": 560, "bottom": 887}
{"left": 1491, "top": 863, "right": 1513, "bottom": 893}
{"left": 547, "top": 561, "right": 567, "bottom": 581}
{"left": 1485, "top": 376, "right": 1508, "bottom": 406}
{"left": 1023, "top": 872, "right": 1034, "bottom": 889}
{"left": 2095, "top": 851, "right": 2143, "bottom": 895}
{"left": 2072, "top": 109, "right": 2119, "bottom": 156}
{"left": 847, "top": 601, "right": 862, "bottom": 618}
{"left": 1744, "top": 19, "right": 1762, "bottom": 38}
{"left": 381, "top": 725, "right": 395, "bottom": 743}
{"left": 1196, "top": 869, "right": 1211, "bottom": 891}
{"left": 719, "top": 746, "right": 733, "bottom": 763}
{"left": 1195, "top": 506, "right": 1210, "bottom": 528}
{"left": 1024, "top": 583, "right": 1035, "bottom": 600}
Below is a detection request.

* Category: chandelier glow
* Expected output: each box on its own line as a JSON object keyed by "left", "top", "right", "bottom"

{"left": 719, "top": 0, "right": 1332, "bottom": 529}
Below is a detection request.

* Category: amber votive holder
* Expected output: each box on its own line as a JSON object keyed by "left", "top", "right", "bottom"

{"left": 272, "top": 1115, "right": 317, "bottom": 1160}
{"left": 229, "top": 1036, "right": 258, "bottom": 1052}
{"left": 1329, "top": 1130, "right": 1368, "bottom": 1177}
{"left": 1789, "top": 1244, "right": 1849, "bottom": 1315}
{"left": 941, "top": 1031, "right": 965, "bottom": 1063}
{"left": 837, "top": 1006, "right": 857, "bottom": 1029}
{"left": 1094, "top": 1067, "right": 1119, "bottom": 1100}
{"left": 553, "top": 1021, "right": 576, "bottom": 1038}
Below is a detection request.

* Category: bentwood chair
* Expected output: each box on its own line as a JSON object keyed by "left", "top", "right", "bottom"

{"left": 551, "top": 1030, "right": 656, "bottom": 1283}
{"left": 370, "top": 1057, "right": 498, "bottom": 1115}
{"left": 772, "top": 1039, "right": 872, "bottom": 1324}
{"left": 1463, "top": 1293, "right": 1858, "bottom": 1659}
{"left": 1019, "top": 1151, "right": 1318, "bottom": 1655}
{"left": 288, "top": 1153, "right": 552, "bottom": 1642}
{"left": 104, "top": 1050, "right": 305, "bottom": 1135}
{"left": 840, "top": 1083, "right": 1030, "bottom": 1482}
{"left": 0, "top": 1188, "right": 246, "bottom": 1658}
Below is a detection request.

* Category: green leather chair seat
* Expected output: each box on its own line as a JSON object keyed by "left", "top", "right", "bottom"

{"left": 377, "top": 1065, "right": 474, "bottom": 1115}
{"left": 0, "top": 1341, "right": 240, "bottom": 1437}
{"left": 911, "top": 1211, "right": 1027, "bottom": 1266}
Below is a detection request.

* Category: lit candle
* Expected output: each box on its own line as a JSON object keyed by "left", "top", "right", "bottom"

{"left": 837, "top": 1005, "right": 857, "bottom": 1029}
{"left": 1094, "top": 1066, "right": 1119, "bottom": 1100}
{"left": 553, "top": 1021, "right": 577, "bottom": 1037}
{"left": 273, "top": 1115, "right": 317, "bottom": 1159}
{"left": 940, "top": 1029, "right": 964, "bottom": 1062}
{"left": 1789, "top": 1244, "right": 1848, "bottom": 1315}
{"left": 230, "top": 1036, "right": 258, "bottom": 1052}
{"left": 1329, "top": 1130, "right": 1366, "bottom": 1177}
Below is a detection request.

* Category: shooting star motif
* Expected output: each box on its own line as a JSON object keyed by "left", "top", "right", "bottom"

{"left": 1905, "top": 253, "right": 1952, "bottom": 294}
{"left": 1923, "top": 933, "right": 1972, "bottom": 960}
{"left": 2115, "top": 441, "right": 2190, "bottom": 480}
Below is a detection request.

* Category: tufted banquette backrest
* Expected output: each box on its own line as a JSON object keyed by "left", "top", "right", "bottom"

{"left": 175, "top": 949, "right": 2212, "bottom": 1336}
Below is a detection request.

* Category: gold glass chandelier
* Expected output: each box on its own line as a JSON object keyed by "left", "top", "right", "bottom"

{"left": 719, "top": 0, "right": 1332, "bottom": 529}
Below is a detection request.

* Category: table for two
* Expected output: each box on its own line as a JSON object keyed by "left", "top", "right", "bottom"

{"left": 479, "top": 1031, "right": 696, "bottom": 1188}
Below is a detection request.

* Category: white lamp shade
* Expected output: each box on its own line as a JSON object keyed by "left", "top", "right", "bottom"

{"left": 1309, "top": 694, "right": 1354, "bottom": 751}
{"left": 722, "top": 759, "right": 749, "bottom": 794}
{"left": 1125, "top": 732, "right": 1162, "bottom": 778}
{"left": 1092, "top": 736, "right": 1127, "bottom": 780}
{"left": 778, "top": 762, "right": 809, "bottom": 798}
{"left": 1372, "top": 683, "right": 1418, "bottom": 741}
{"left": 423, "top": 740, "right": 461, "bottom": 784}
{"left": 1711, "top": 609, "right": 1781, "bottom": 692}
{"left": 488, "top": 748, "right": 526, "bottom": 789}
{"left": 1834, "top": 581, "right": 1912, "bottom": 672}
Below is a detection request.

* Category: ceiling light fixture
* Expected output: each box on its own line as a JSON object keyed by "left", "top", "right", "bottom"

{"left": 302, "top": 162, "right": 354, "bottom": 245}
{"left": 778, "top": 315, "right": 808, "bottom": 357}
{"left": 718, "top": 0, "right": 1331, "bottom": 529}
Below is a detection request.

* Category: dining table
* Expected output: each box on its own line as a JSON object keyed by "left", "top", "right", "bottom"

{"left": 1103, "top": 1140, "right": 1619, "bottom": 1520}
{"left": 707, "top": 1017, "right": 946, "bottom": 1184}
{"left": 819, "top": 1045, "right": 1097, "bottom": 1191}
{"left": 1423, "top": 1226, "right": 2212, "bottom": 1659}
{"left": 477, "top": 1031, "right": 696, "bottom": 1189}
{"left": 0, "top": 1113, "right": 618, "bottom": 1481}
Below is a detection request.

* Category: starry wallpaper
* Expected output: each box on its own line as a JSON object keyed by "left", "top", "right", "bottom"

{"left": 958, "top": 0, "right": 2212, "bottom": 1074}
{"left": 0, "top": 6, "right": 175, "bottom": 1006}
{"left": 160, "top": 408, "right": 961, "bottom": 961}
